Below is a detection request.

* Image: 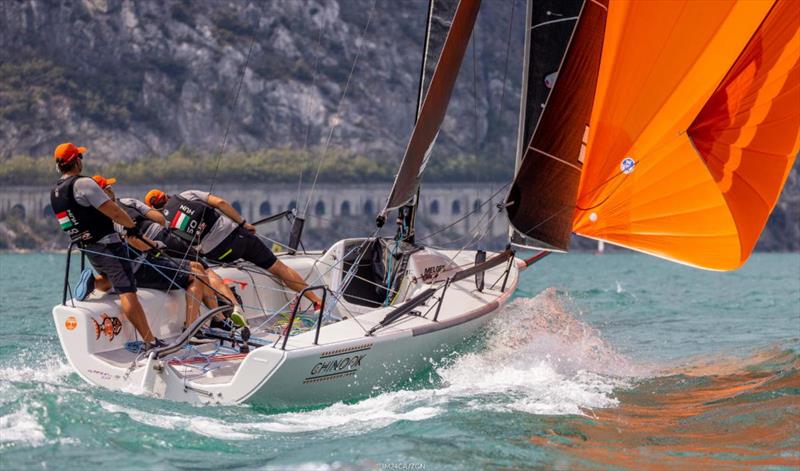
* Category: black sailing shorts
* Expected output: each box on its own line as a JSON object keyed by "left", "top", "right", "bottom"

{"left": 84, "top": 242, "right": 137, "bottom": 294}
{"left": 134, "top": 252, "right": 192, "bottom": 291}
{"left": 205, "top": 226, "right": 277, "bottom": 270}
{"left": 153, "top": 230, "right": 208, "bottom": 268}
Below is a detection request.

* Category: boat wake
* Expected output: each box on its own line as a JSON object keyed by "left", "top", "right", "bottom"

{"left": 432, "top": 287, "right": 645, "bottom": 415}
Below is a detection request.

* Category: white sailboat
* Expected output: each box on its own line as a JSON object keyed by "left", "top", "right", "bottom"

{"left": 51, "top": 0, "right": 798, "bottom": 407}
{"left": 52, "top": 0, "right": 535, "bottom": 408}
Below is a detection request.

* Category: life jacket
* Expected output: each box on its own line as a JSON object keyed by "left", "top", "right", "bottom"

{"left": 118, "top": 200, "right": 163, "bottom": 240}
{"left": 161, "top": 194, "right": 220, "bottom": 243}
{"left": 50, "top": 175, "right": 115, "bottom": 245}
{"left": 119, "top": 201, "right": 146, "bottom": 225}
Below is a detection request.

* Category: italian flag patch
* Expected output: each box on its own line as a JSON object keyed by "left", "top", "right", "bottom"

{"left": 171, "top": 211, "right": 191, "bottom": 231}
{"left": 56, "top": 211, "right": 73, "bottom": 229}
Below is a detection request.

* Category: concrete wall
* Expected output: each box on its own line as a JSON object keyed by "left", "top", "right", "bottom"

{"left": 0, "top": 183, "right": 509, "bottom": 238}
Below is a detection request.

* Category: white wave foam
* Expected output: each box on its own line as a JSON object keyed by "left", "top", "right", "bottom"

{"left": 249, "top": 289, "right": 637, "bottom": 431}
{"left": 251, "top": 393, "right": 442, "bottom": 434}
{"left": 100, "top": 402, "right": 253, "bottom": 440}
{"left": 99, "top": 393, "right": 441, "bottom": 439}
{"left": 430, "top": 288, "right": 645, "bottom": 415}
{"left": 0, "top": 406, "right": 46, "bottom": 446}
{"left": 0, "top": 360, "right": 74, "bottom": 387}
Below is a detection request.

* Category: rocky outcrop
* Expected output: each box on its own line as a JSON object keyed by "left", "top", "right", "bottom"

{"left": 0, "top": 0, "right": 521, "bottom": 163}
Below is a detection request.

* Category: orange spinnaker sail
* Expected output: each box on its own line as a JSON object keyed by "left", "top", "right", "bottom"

{"left": 573, "top": 0, "right": 799, "bottom": 270}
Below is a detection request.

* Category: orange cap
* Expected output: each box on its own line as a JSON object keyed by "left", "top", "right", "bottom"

{"left": 145, "top": 189, "right": 167, "bottom": 209}
{"left": 92, "top": 175, "right": 117, "bottom": 189}
{"left": 54, "top": 143, "right": 87, "bottom": 164}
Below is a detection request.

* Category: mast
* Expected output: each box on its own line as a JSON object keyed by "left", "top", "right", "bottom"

{"left": 395, "top": 0, "right": 438, "bottom": 243}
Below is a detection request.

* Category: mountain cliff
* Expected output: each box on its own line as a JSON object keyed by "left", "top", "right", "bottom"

{"left": 1, "top": 0, "right": 521, "bottom": 163}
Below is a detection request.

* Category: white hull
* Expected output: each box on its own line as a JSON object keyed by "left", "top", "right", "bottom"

{"left": 53, "top": 240, "right": 520, "bottom": 408}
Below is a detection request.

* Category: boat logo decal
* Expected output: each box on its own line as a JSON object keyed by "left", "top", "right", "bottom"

{"left": 65, "top": 316, "right": 78, "bottom": 331}
{"left": 87, "top": 368, "right": 120, "bottom": 381}
{"left": 422, "top": 264, "right": 446, "bottom": 283}
{"left": 306, "top": 354, "right": 366, "bottom": 383}
{"left": 320, "top": 343, "right": 372, "bottom": 358}
{"left": 92, "top": 313, "right": 122, "bottom": 341}
{"left": 620, "top": 157, "right": 636, "bottom": 174}
{"left": 303, "top": 370, "right": 356, "bottom": 384}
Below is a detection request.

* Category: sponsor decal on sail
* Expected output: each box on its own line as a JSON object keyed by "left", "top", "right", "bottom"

{"left": 620, "top": 157, "right": 636, "bottom": 174}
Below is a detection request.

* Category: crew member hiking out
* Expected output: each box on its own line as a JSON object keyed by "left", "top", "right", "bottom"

{"left": 145, "top": 189, "right": 324, "bottom": 313}
{"left": 116, "top": 194, "right": 196, "bottom": 259}
{"left": 50, "top": 143, "right": 161, "bottom": 348}
{"left": 95, "top": 176, "right": 246, "bottom": 328}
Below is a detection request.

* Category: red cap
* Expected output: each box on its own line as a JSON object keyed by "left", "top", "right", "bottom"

{"left": 92, "top": 175, "right": 117, "bottom": 189}
{"left": 145, "top": 189, "right": 167, "bottom": 209}
{"left": 54, "top": 143, "right": 87, "bottom": 164}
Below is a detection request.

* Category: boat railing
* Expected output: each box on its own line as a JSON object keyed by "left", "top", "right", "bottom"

{"left": 150, "top": 305, "right": 235, "bottom": 359}
{"left": 62, "top": 242, "right": 86, "bottom": 306}
{"left": 251, "top": 209, "right": 305, "bottom": 255}
{"left": 280, "top": 285, "right": 329, "bottom": 350}
{"left": 367, "top": 248, "right": 515, "bottom": 335}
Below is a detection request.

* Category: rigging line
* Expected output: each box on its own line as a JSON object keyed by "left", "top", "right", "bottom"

{"left": 471, "top": 17, "right": 481, "bottom": 205}
{"left": 208, "top": 36, "right": 257, "bottom": 195}
{"left": 426, "top": 201, "right": 496, "bottom": 247}
{"left": 417, "top": 181, "right": 510, "bottom": 241}
{"left": 250, "top": 230, "right": 399, "bottom": 294}
{"left": 250, "top": 241, "right": 370, "bottom": 331}
{"left": 496, "top": 0, "right": 517, "bottom": 128}
{"left": 296, "top": 20, "right": 328, "bottom": 207}
{"left": 449, "top": 200, "right": 505, "bottom": 262}
{"left": 121, "top": 246, "right": 212, "bottom": 317}
{"left": 327, "top": 293, "right": 370, "bottom": 335}
{"left": 160, "top": 35, "right": 257, "bottom": 270}
{"left": 302, "top": 0, "right": 378, "bottom": 217}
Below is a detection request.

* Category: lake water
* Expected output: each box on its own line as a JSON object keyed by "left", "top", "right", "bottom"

{"left": 1, "top": 252, "right": 798, "bottom": 470}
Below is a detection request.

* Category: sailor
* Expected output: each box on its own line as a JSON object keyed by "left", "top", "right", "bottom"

{"left": 50, "top": 143, "right": 162, "bottom": 348}
{"left": 95, "top": 176, "right": 247, "bottom": 327}
{"left": 116, "top": 192, "right": 196, "bottom": 259}
{"left": 145, "top": 189, "right": 324, "bottom": 312}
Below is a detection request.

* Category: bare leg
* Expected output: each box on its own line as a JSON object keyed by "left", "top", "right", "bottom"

{"left": 267, "top": 260, "right": 322, "bottom": 305}
{"left": 187, "top": 262, "right": 216, "bottom": 309}
{"left": 119, "top": 292, "right": 154, "bottom": 342}
{"left": 188, "top": 262, "right": 238, "bottom": 322}
{"left": 95, "top": 275, "right": 111, "bottom": 292}
{"left": 205, "top": 269, "right": 241, "bottom": 309}
{"left": 184, "top": 275, "right": 202, "bottom": 327}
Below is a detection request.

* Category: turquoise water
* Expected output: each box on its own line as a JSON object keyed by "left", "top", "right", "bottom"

{"left": 1, "top": 252, "right": 798, "bottom": 470}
